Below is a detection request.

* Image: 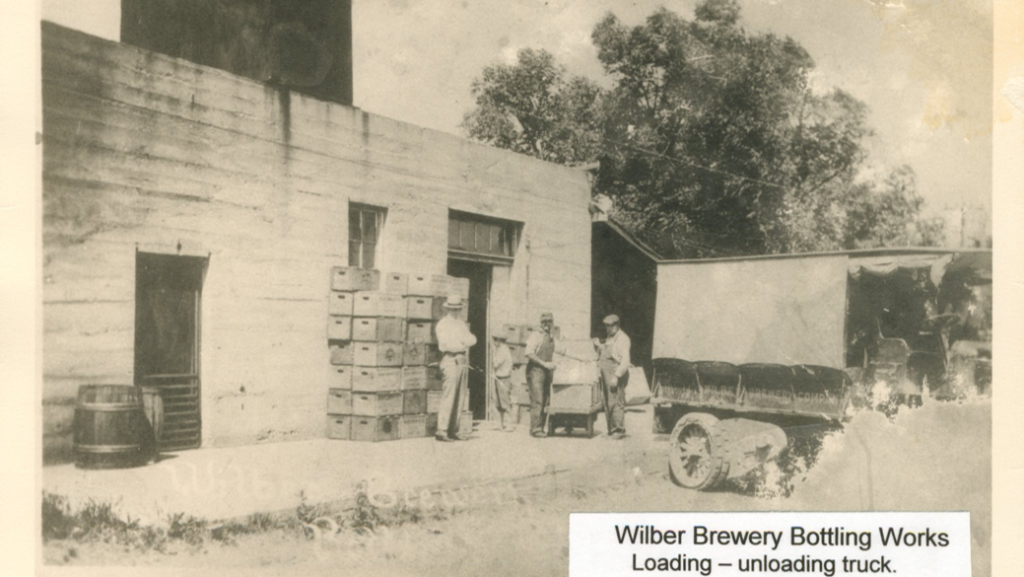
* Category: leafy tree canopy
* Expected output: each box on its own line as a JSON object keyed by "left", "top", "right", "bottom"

{"left": 462, "top": 0, "right": 944, "bottom": 258}
{"left": 463, "top": 48, "right": 603, "bottom": 165}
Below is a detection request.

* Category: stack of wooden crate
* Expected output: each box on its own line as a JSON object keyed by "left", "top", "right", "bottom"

{"left": 326, "top": 267, "right": 472, "bottom": 442}
{"left": 404, "top": 272, "right": 447, "bottom": 439}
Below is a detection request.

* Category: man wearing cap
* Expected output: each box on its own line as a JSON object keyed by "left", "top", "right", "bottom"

{"left": 434, "top": 293, "right": 477, "bottom": 442}
{"left": 491, "top": 332, "right": 515, "bottom": 432}
{"left": 524, "top": 312, "right": 565, "bottom": 438}
{"left": 594, "top": 314, "right": 631, "bottom": 439}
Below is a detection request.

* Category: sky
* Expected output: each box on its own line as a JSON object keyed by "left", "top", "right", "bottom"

{"left": 40, "top": 0, "right": 993, "bottom": 215}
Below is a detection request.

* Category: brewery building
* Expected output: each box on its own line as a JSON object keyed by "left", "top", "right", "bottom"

{"left": 41, "top": 1, "right": 594, "bottom": 462}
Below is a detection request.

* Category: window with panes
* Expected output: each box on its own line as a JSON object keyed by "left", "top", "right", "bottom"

{"left": 349, "top": 204, "right": 386, "bottom": 269}
{"left": 447, "top": 210, "right": 520, "bottom": 261}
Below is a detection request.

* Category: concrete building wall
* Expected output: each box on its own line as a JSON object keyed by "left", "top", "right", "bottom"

{"left": 42, "top": 23, "right": 591, "bottom": 461}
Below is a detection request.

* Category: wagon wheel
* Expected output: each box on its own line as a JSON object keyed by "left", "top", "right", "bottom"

{"left": 668, "top": 413, "right": 730, "bottom": 491}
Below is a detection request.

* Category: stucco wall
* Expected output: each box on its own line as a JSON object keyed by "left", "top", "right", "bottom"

{"left": 42, "top": 23, "right": 591, "bottom": 460}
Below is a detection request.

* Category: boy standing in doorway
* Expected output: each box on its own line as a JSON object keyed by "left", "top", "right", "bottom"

{"left": 491, "top": 332, "right": 515, "bottom": 432}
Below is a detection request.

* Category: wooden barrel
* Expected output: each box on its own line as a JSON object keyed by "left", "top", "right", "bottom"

{"left": 140, "top": 386, "right": 165, "bottom": 450}
{"left": 73, "top": 385, "right": 154, "bottom": 469}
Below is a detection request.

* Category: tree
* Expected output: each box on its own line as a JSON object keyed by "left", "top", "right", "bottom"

{"left": 843, "top": 166, "right": 946, "bottom": 249}
{"left": 462, "top": 0, "right": 940, "bottom": 258}
{"left": 591, "top": 2, "right": 881, "bottom": 257}
{"left": 461, "top": 48, "right": 603, "bottom": 165}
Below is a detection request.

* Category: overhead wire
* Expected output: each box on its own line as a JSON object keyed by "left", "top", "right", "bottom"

{"left": 592, "top": 133, "right": 802, "bottom": 253}
{"left": 599, "top": 135, "right": 790, "bottom": 192}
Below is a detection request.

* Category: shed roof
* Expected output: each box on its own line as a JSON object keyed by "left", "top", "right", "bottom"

{"left": 593, "top": 218, "right": 662, "bottom": 262}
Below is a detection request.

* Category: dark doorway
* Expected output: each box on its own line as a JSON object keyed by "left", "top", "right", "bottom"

{"left": 592, "top": 221, "right": 658, "bottom": 379}
{"left": 447, "top": 258, "right": 490, "bottom": 420}
{"left": 134, "top": 252, "right": 206, "bottom": 451}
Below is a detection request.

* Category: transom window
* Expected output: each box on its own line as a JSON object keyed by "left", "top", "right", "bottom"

{"left": 448, "top": 210, "right": 520, "bottom": 261}
{"left": 349, "top": 203, "right": 386, "bottom": 269}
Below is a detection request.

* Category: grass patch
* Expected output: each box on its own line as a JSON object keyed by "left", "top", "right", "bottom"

{"left": 42, "top": 492, "right": 168, "bottom": 552}
{"left": 43, "top": 481, "right": 460, "bottom": 558}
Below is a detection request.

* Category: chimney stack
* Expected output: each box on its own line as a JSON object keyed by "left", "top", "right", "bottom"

{"left": 121, "top": 0, "right": 353, "bottom": 106}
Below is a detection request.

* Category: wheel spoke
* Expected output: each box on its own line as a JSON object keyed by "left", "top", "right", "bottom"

{"left": 674, "top": 424, "right": 713, "bottom": 480}
{"left": 669, "top": 417, "right": 722, "bottom": 489}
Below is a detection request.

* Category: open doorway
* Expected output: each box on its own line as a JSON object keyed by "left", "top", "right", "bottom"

{"left": 134, "top": 252, "right": 206, "bottom": 451}
{"left": 447, "top": 259, "right": 490, "bottom": 420}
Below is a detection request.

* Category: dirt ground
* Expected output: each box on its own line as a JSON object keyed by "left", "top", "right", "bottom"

{"left": 42, "top": 399, "right": 991, "bottom": 577}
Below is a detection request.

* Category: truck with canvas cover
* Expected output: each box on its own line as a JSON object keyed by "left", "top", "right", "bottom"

{"left": 650, "top": 249, "right": 990, "bottom": 491}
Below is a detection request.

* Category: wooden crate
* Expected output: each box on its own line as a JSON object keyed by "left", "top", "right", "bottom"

{"left": 426, "top": 413, "right": 438, "bottom": 436}
{"left": 331, "top": 267, "right": 380, "bottom": 292}
{"left": 327, "top": 389, "right": 352, "bottom": 414}
{"left": 405, "top": 296, "right": 440, "bottom": 320}
{"left": 403, "top": 390, "right": 427, "bottom": 414}
{"left": 431, "top": 296, "right": 449, "bottom": 320}
{"left": 449, "top": 277, "right": 470, "bottom": 299}
{"left": 329, "top": 341, "right": 354, "bottom": 365}
{"left": 516, "top": 403, "right": 531, "bottom": 425}
{"left": 329, "top": 365, "right": 352, "bottom": 389}
{"left": 326, "top": 414, "right": 352, "bottom": 440}
{"left": 351, "top": 367, "right": 402, "bottom": 392}
{"left": 352, "top": 317, "right": 405, "bottom": 342}
{"left": 516, "top": 403, "right": 532, "bottom": 426}
{"left": 522, "top": 326, "right": 539, "bottom": 345}
{"left": 552, "top": 359, "right": 599, "bottom": 385}
{"left": 549, "top": 383, "right": 602, "bottom": 413}
{"left": 400, "top": 414, "right": 428, "bottom": 439}
{"left": 403, "top": 343, "right": 427, "bottom": 366}
{"left": 327, "top": 292, "right": 354, "bottom": 316}
{"left": 503, "top": 324, "right": 526, "bottom": 344}
{"left": 561, "top": 340, "right": 599, "bottom": 362}
{"left": 353, "top": 292, "right": 405, "bottom": 317}
{"left": 326, "top": 316, "right": 352, "bottom": 340}
{"left": 511, "top": 382, "right": 531, "bottom": 406}
{"left": 425, "top": 345, "right": 443, "bottom": 365}
{"left": 406, "top": 321, "right": 436, "bottom": 344}
{"left": 353, "top": 342, "right": 403, "bottom": 367}
{"left": 351, "top": 391, "right": 404, "bottom": 417}
{"left": 426, "top": 366, "right": 443, "bottom": 391}
{"left": 509, "top": 343, "right": 528, "bottom": 365}
{"left": 350, "top": 416, "right": 400, "bottom": 442}
{"left": 401, "top": 366, "right": 427, "bottom": 390}
{"left": 510, "top": 364, "right": 527, "bottom": 386}
{"left": 381, "top": 272, "right": 408, "bottom": 295}
{"left": 458, "top": 411, "right": 474, "bottom": 438}
{"left": 427, "top": 390, "right": 442, "bottom": 413}
{"left": 407, "top": 273, "right": 448, "bottom": 297}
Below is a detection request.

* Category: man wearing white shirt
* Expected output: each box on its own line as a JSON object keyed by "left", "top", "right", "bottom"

{"left": 594, "top": 314, "right": 631, "bottom": 439}
{"left": 434, "top": 294, "right": 477, "bottom": 442}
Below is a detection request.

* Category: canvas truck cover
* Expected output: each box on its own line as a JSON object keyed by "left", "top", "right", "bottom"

{"left": 654, "top": 255, "right": 848, "bottom": 368}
